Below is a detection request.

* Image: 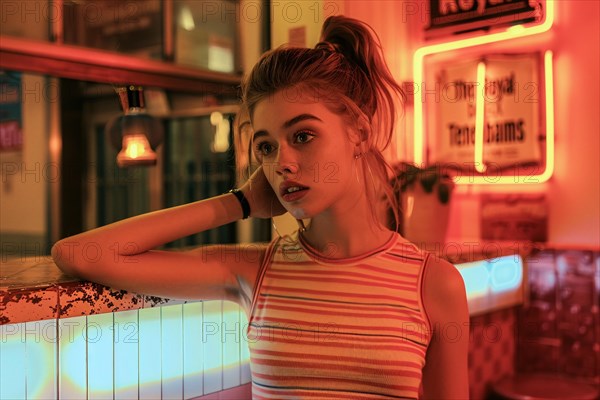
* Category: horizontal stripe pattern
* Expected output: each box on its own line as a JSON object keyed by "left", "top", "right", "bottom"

{"left": 247, "top": 232, "right": 431, "bottom": 399}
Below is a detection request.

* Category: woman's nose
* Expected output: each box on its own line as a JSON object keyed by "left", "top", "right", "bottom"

{"left": 274, "top": 146, "right": 299, "bottom": 176}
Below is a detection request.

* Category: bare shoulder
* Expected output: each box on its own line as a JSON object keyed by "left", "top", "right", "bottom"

{"left": 420, "top": 254, "right": 470, "bottom": 397}
{"left": 421, "top": 254, "right": 469, "bottom": 325}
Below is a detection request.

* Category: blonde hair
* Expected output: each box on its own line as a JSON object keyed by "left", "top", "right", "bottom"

{"left": 238, "top": 15, "right": 405, "bottom": 229}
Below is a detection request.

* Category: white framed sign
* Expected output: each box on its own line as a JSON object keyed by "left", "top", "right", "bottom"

{"left": 430, "top": 53, "right": 543, "bottom": 170}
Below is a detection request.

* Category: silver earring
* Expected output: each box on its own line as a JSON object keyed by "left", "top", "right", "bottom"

{"left": 297, "top": 219, "right": 307, "bottom": 233}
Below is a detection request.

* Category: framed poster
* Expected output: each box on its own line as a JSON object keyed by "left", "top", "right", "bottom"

{"left": 0, "top": 71, "right": 23, "bottom": 152}
{"left": 480, "top": 193, "right": 548, "bottom": 242}
{"left": 429, "top": 53, "right": 544, "bottom": 172}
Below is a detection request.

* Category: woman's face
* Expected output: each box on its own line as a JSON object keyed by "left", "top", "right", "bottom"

{"left": 252, "top": 88, "right": 362, "bottom": 220}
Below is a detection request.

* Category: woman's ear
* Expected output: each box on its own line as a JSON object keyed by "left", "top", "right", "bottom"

{"left": 348, "top": 118, "right": 371, "bottom": 145}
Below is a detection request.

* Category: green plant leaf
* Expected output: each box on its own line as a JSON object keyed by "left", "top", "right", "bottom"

{"left": 420, "top": 171, "right": 437, "bottom": 193}
{"left": 438, "top": 183, "right": 450, "bottom": 204}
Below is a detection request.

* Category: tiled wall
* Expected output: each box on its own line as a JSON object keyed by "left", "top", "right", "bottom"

{"left": 468, "top": 307, "right": 517, "bottom": 400}
{"left": 467, "top": 249, "right": 600, "bottom": 400}
{"left": 517, "top": 249, "right": 600, "bottom": 381}
{"left": 0, "top": 301, "right": 251, "bottom": 400}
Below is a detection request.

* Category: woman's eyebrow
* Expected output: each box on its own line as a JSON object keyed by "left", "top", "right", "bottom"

{"left": 282, "top": 113, "right": 323, "bottom": 129}
{"left": 252, "top": 130, "right": 268, "bottom": 142}
{"left": 252, "top": 114, "right": 323, "bottom": 142}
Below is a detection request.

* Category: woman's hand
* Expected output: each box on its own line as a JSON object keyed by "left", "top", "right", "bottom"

{"left": 240, "top": 165, "right": 287, "bottom": 218}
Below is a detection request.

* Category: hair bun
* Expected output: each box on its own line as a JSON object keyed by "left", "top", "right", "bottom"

{"left": 318, "top": 15, "right": 373, "bottom": 74}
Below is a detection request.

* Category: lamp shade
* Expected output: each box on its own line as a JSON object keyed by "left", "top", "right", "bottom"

{"left": 105, "top": 86, "right": 164, "bottom": 167}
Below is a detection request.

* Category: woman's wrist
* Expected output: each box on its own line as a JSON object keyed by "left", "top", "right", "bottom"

{"left": 227, "top": 188, "right": 251, "bottom": 219}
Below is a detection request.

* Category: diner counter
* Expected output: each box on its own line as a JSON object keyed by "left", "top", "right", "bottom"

{"left": 0, "top": 239, "right": 538, "bottom": 325}
{"left": 0, "top": 255, "right": 192, "bottom": 325}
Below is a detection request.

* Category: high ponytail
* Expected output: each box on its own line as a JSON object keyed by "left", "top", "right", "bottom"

{"left": 318, "top": 15, "right": 405, "bottom": 150}
{"left": 240, "top": 15, "right": 404, "bottom": 230}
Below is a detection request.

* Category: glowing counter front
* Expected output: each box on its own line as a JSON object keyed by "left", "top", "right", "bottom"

{"left": 0, "top": 257, "right": 251, "bottom": 399}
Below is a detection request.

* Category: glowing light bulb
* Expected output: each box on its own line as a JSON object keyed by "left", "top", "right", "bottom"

{"left": 117, "top": 134, "right": 157, "bottom": 167}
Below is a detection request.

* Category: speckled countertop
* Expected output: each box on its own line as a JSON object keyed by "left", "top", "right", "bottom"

{"left": 0, "top": 257, "right": 190, "bottom": 325}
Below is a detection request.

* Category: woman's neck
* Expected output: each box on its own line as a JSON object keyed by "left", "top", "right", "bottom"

{"left": 300, "top": 202, "right": 393, "bottom": 259}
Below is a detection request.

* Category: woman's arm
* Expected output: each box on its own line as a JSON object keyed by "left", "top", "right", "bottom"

{"left": 421, "top": 255, "right": 470, "bottom": 399}
{"left": 51, "top": 166, "right": 283, "bottom": 303}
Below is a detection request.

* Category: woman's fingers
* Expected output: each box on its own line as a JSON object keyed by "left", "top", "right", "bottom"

{"left": 241, "top": 166, "right": 287, "bottom": 218}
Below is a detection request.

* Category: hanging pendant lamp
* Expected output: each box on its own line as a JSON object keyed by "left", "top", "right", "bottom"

{"left": 106, "top": 85, "right": 164, "bottom": 167}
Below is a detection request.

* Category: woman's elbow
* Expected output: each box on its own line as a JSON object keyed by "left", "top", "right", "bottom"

{"left": 51, "top": 239, "right": 87, "bottom": 277}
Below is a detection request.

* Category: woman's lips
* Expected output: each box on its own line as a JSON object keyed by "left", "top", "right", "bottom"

{"left": 280, "top": 180, "right": 309, "bottom": 202}
{"left": 281, "top": 187, "right": 309, "bottom": 202}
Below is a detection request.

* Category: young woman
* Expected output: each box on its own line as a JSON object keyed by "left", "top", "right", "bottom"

{"left": 53, "top": 15, "right": 469, "bottom": 399}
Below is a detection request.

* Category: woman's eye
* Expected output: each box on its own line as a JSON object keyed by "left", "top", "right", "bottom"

{"left": 255, "top": 142, "right": 274, "bottom": 156}
{"left": 295, "top": 130, "right": 315, "bottom": 144}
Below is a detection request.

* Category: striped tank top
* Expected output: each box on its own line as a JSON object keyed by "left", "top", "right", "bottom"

{"left": 247, "top": 230, "right": 433, "bottom": 399}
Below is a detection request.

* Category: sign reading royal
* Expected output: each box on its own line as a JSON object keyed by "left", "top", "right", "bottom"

{"left": 426, "top": 0, "right": 542, "bottom": 39}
